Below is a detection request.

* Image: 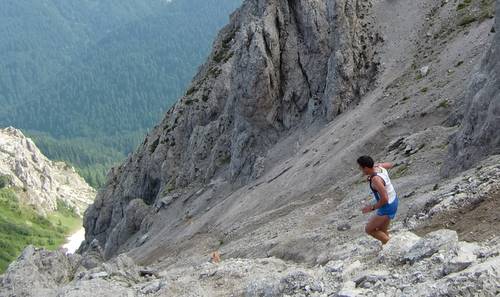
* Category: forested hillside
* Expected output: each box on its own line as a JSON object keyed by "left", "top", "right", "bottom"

{"left": 0, "top": 0, "right": 241, "bottom": 187}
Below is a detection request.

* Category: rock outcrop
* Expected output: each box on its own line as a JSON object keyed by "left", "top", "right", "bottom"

{"left": 0, "top": 127, "right": 95, "bottom": 214}
{"left": 443, "top": 0, "right": 500, "bottom": 176}
{"left": 83, "top": 0, "right": 379, "bottom": 258}
{"left": 2, "top": 229, "right": 499, "bottom": 296}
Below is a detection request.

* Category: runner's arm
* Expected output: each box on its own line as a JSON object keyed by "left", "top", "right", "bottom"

{"left": 375, "top": 162, "right": 394, "bottom": 169}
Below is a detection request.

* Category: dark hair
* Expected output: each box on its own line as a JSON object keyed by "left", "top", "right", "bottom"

{"left": 357, "top": 155, "right": 374, "bottom": 168}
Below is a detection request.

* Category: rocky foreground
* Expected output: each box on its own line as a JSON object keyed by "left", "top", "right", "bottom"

{"left": 1, "top": 227, "right": 499, "bottom": 296}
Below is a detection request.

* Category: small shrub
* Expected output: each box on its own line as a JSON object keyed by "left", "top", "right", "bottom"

{"left": 459, "top": 15, "right": 478, "bottom": 26}
{"left": 186, "top": 86, "right": 198, "bottom": 96}
{"left": 438, "top": 99, "right": 450, "bottom": 108}
{"left": 162, "top": 182, "right": 175, "bottom": 195}
{"left": 149, "top": 138, "right": 160, "bottom": 153}
{"left": 0, "top": 175, "right": 12, "bottom": 189}
{"left": 219, "top": 155, "right": 231, "bottom": 165}
{"left": 392, "top": 164, "right": 409, "bottom": 179}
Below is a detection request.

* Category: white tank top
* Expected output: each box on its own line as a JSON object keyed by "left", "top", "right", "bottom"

{"left": 374, "top": 167, "right": 397, "bottom": 203}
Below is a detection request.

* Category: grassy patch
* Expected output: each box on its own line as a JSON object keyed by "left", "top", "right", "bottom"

{"left": 438, "top": 99, "right": 450, "bottom": 108}
{"left": 459, "top": 15, "right": 478, "bottom": 26}
{"left": 0, "top": 188, "right": 81, "bottom": 273}
{"left": 213, "top": 29, "right": 236, "bottom": 64}
{"left": 149, "top": 138, "right": 160, "bottom": 153}
{"left": 218, "top": 155, "right": 231, "bottom": 166}
{"left": 161, "top": 181, "right": 175, "bottom": 196}
{"left": 207, "top": 66, "right": 222, "bottom": 78}
{"left": 186, "top": 86, "right": 198, "bottom": 96}
{"left": 457, "top": 0, "right": 494, "bottom": 26}
{"left": 0, "top": 174, "right": 12, "bottom": 189}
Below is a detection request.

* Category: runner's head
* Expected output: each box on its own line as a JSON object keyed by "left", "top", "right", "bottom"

{"left": 357, "top": 155, "right": 375, "bottom": 175}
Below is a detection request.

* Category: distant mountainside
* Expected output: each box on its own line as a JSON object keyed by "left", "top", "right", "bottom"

{"left": 0, "top": 0, "right": 241, "bottom": 187}
{"left": 0, "top": 126, "right": 95, "bottom": 272}
{"left": 0, "top": 127, "right": 95, "bottom": 214}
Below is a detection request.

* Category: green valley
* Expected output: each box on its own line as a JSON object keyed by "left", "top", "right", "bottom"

{"left": 0, "top": 186, "right": 81, "bottom": 273}
{"left": 0, "top": 0, "right": 241, "bottom": 188}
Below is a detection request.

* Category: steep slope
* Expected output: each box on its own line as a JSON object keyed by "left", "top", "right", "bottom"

{"left": 83, "top": 0, "right": 380, "bottom": 257}
{"left": 81, "top": 0, "right": 499, "bottom": 263}
{"left": 443, "top": 0, "right": 500, "bottom": 175}
{"left": 0, "top": 127, "right": 95, "bottom": 214}
{"left": 2, "top": 0, "right": 500, "bottom": 296}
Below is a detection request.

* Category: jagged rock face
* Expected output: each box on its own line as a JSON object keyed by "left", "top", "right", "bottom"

{"left": 83, "top": 0, "right": 379, "bottom": 258}
{"left": 442, "top": 0, "right": 500, "bottom": 176}
{"left": 0, "top": 127, "right": 95, "bottom": 215}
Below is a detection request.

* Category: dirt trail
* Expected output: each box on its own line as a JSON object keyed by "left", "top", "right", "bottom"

{"left": 415, "top": 190, "right": 500, "bottom": 242}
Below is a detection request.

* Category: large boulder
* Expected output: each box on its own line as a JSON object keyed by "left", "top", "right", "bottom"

{"left": 404, "top": 229, "right": 458, "bottom": 264}
{"left": 443, "top": 241, "right": 480, "bottom": 275}
{"left": 0, "top": 246, "right": 81, "bottom": 296}
{"left": 378, "top": 231, "right": 421, "bottom": 264}
{"left": 412, "top": 256, "right": 500, "bottom": 296}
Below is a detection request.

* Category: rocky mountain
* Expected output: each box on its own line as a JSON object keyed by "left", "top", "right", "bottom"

{"left": 0, "top": 127, "right": 94, "bottom": 215}
{"left": 83, "top": 0, "right": 380, "bottom": 258}
{"left": 1, "top": 0, "right": 500, "bottom": 296}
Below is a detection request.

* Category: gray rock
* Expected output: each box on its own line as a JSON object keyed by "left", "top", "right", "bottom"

{"left": 443, "top": 0, "right": 500, "bottom": 176}
{"left": 324, "top": 260, "right": 344, "bottom": 273}
{"left": 140, "top": 280, "right": 165, "bottom": 294}
{"left": 280, "top": 270, "right": 323, "bottom": 294}
{"left": 353, "top": 270, "right": 389, "bottom": 288}
{"left": 337, "top": 223, "right": 351, "bottom": 231}
{"left": 404, "top": 229, "right": 458, "bottom": 264}
{"left": 379, "top": 231, "right": 421, "bottom": 264}
{"left": 79, "top": 239, "right": 104, "bottom": 270}
{"left": 0, "top": 246, "right": 81, "bottom": 296}
{"left": 90, "top": 271, "right": 109, "bottom": 279}
{"left": 443, "top": 242, "right": 479, "bottom": 275}
{"left": 419, "top": 65, "right": 430, "bottom": 77}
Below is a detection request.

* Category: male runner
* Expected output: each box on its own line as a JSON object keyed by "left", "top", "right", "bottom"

{"left": 357, "top": 156, "right": 399, "bottom": 244}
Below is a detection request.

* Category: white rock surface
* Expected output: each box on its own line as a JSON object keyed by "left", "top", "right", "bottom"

{"left": 378, "top": 231, "right": 421, "bottom": 264}
{"left": 0, "top": 127, "right": 95, "bottom": 214}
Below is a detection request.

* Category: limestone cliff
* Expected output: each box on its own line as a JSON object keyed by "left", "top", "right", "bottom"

{"left": 0, "top": 127, "right": 95, "bottom": 215}
{"left": 443, "top": 1, "right": 500, "bottom": 176}
{"left": 83, "top": 0, "right": 380, "bottom": 258}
